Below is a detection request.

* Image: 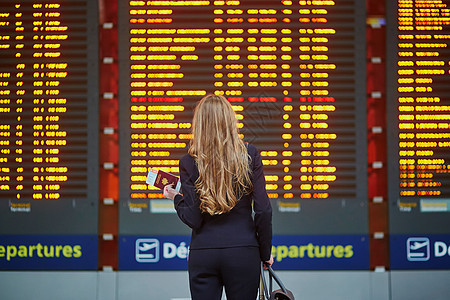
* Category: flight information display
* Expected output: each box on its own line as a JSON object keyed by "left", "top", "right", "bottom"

{"left": 0, "top": 0, "right": 98, "bottom": 235}
{"left": 118, "top": 0, "right": 367, "bottom": 236}
{"left": 387, "top": 0, "right": 450, "bottom": 234}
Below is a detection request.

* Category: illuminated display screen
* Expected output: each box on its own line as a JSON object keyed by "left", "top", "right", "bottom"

{"left": 0, "top": 1, "right": 98, "bottom": 235}
{"left": 118, "top": 0, "right": 367, "bottom": 235}
{"left": 387, "top": 0, "right": 450, "bottom": 233}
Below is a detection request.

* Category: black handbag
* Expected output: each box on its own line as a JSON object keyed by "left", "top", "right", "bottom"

{"left": 260, "top": 263, "right": 295, "bottom": 300}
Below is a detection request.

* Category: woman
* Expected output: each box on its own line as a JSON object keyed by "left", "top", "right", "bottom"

{"left": 163, "top": 94, "right": 273, "bottom": 300}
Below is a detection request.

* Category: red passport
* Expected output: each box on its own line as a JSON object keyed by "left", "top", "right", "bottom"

{"left": 146, "top": 168, "right": 181, "bottom": 192}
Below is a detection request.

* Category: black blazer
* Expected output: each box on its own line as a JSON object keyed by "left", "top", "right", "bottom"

{"left": 173, "top": 144, "right": 273, "bottom": 261}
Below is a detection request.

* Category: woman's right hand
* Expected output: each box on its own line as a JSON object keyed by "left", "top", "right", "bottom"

{"left": 264, "top": 255, "right": 274, "bottom": 269}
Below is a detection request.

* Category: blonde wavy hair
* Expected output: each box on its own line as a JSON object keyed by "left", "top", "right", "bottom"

{"left": 188, "top": 94, "right": 252, "bottom": 215}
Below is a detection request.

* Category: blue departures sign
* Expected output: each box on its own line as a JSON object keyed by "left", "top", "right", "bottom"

{"left": 119, "top": 235, "right": 189, "bottom": 270}
{"left": 118, "top": 235, "right": 369, "bottom": 270}
{"left": 0, "top": 235, "right": 98, "bottom": 270}
{"left": 390, "top": 234, "right": 450, "bottom": 270}
{"left": 271, "top": 235, "right": 369, "bottom": 270}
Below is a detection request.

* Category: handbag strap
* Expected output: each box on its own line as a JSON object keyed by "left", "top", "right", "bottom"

{"left": 259, "top": 276, "right": 266, "bottom": 300}
{"left": 260, "top": 263, "right": 270, "bottom": 300}
{"left": 260, "top": 263, "right": 289, "bottom": 298}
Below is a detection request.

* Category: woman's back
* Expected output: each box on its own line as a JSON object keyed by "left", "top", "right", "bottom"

{"left": 188, "top": 94, "right": 252, "bottom": 216}
{"left": 163, "top": 94, "right": 272, "bottom": 300}
{"left": 176, "top": 144, "right": 271, "bottom": 255}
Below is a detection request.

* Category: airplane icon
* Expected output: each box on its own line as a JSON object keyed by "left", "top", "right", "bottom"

{"left": 139, "top": 242, "right": 157, "bottom": 254}
{"left": 136, "top": 239, "right": 159, "bottom": 263}
{"left": 407, "top": 237, "right": 430, "bottom": 261}
{"left": 409, "top": 241, "right": 428, "bottom": 251}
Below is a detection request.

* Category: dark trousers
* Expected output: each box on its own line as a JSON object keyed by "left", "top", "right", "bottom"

{"left": 188, "top": 247, "right": 261, "bottom": 300}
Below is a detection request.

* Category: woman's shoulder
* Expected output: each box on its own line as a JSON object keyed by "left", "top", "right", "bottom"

{"left": 180, "top": 153, "right": 194, "bottom": 164}
{"left": 246, "top": 143, "right": 259, "bottom": 157}
{"left": 179, "top": 153, "right": 197, "bottom": 172}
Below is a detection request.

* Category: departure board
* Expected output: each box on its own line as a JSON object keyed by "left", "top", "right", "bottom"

{"left": 0, "top": 0, "right": 98, "bottom": 235}
{"left": 118, "top": 0, "right": 367, "bottom": 236}
{"left": 387, "top": 0, "right": 450, "bottom": 234}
